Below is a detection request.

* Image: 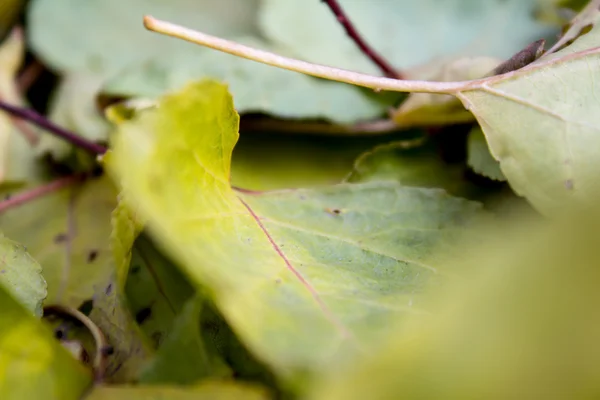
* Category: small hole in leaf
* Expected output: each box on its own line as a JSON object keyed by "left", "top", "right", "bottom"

{"left": 105, "top": 283, "right": 113, "bottom": 295}
{"left": 54, "top": 328, "right": 65, "bottom": 339}
{"left": 101, "top": 345, "right": 114, "bottom": 356}
{"left": 54, "top": 233, "right": 68, "bottom": 243}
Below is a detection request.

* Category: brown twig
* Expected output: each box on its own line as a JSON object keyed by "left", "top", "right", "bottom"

{"left": 321, "top": 0, "right": 402, "bottom": 79}
{"left": 0, "top": 101, "right": 106, "bottom": 154}
{"left": 0, "top": 175, "right": 82, "bottom": 214}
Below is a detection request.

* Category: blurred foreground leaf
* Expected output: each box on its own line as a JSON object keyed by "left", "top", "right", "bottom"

{"left": 85, "top": 381, "right": 268, "bottom": 400}
{"left": 310, "top": 210, "right": 600, "bottom": 399}
{"left": 0, "top": 285, "right": 91, "bottom": 399}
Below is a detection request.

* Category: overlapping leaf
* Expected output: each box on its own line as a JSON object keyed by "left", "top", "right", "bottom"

{"left": 0, "top": 176, "right": 117, "bottom": 307}
{"left": 456, "top": 21, "right": 600, "bottom": 214}
{"left": 28, "top": 0, "right": 392, "bottom": 123}
{"left": 260, "top": 0, "right": 556, "bottom": 76}
{"left": 109, "top": 80, "right": 486, "bottom": 380}
{"left": 0, "top": 234, "right": 46, "bottom": 316}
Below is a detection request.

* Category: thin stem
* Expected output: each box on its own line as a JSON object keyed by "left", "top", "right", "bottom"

{"left": 44, "top": 304, "right": 110, "bottom": 384}
{"left": 322, "top": 0, "right": 401, "bottom": 79}
{"left": 143, "top": 16, "right": 466, "bottom": 95}
{"left": 0, "top": 175, "right": 82, "bottom": 214}
{"left": 0, "top": 101, "right": 106, "bottom": 154}
{"left": 240, "top": 116, "right": 399, "bottom": 135}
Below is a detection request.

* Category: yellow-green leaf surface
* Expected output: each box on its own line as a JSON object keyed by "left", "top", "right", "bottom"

{"left": 309, "top": 211, "right": 600, "bottom": 399}
{"left": 0, "top": 285, "right": 91, "bottom": 399}
{"left": 85, "top": 381, "right": 268, "bottom": 400}
{"left": 0, "top": 234, "right": 46, "bottom": 316}
{"left": 457, "top": 21, "right": 600, "bottom": 215}
{"left": 110, "top": 80, "right": 485, "bottom": 378}
{"left": 0, "top": 176, "right": 117, "bottom": 307}
{"left": 467, "top": 127, "right": 506, "bottom": 181}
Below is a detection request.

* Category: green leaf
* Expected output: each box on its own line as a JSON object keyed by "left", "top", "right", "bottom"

{"left": 0, "top": 176, "right": 117, "bottom": 307}
{"left": 139, "top": 295, "right": 231, "bottom": 384}
{"left": 309, "top": 211, "right": 600, "bottom": 399}
{"left": 0, "top": 234, "right": 46, "bottom": 316}
{"left": 345, "top": 138, "right": 489, "bottom": 199}
{"left": 466, "top": 127, "right": 506, "bottom": 181}
{"left": 84, "top": 381, "right": 268, "bottom": 400}
{"left": 457, "top": 21, "right": 600, "bottom": 214}
{"left": 29, "top": 0, "right": 390, "bottom": 123}
{"left": 109, "top": 80, "right": 486, "bottom": 380}
{"left": 260, "top": 0, "right": 556, "bottom": 76}
{"left": 89, "top": 197, "right": 152, "bottom": 382}
{"left": 0, "top": 284, "right": 91, "bottom": 399}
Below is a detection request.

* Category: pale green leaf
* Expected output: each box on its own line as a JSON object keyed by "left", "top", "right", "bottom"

{"left": 0, "top": 176, "right": 117, "bottom": 307}
{"left": 0, "top": 285, "right": 91, "bottom": 399}
{"left": 85, "top": 381, "right": 268, "bottom": 400}
{"left": 260, "top": 0, "right": 555, "bottom": 76}
{"left": 29, "top": 0, "right": 390, "bottom": 123}
{"left": 467, "top": 127, "right": 506, "bottom": 181}
{"left": 109, "top": 80, "right": 486, "bottom": 379}
{"left": 457, "top": 21, "right": 600, "bottom": 214}
{"left": 0, "top": 234, "right": 46, "bottom": 316}
{"left": 309, "top": 211, "right": 600, "bottom": 399}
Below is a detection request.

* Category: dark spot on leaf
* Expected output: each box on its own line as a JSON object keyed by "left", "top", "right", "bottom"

{"left": 53, "top": 233, "right": 68, "bottom": 243}
{"left": 131, "top": 265, "right": 141, "bottom": 274}
{"left": 100, "top": 345, "right": 114, "bottom": 356}
{"left": 3, "top": 193, "right": 11, "bottom": 200}
{"left": 91, "top": 164, "right": 104, "bottom": 178}
{"left": 135, "top": 307, "right": 152, "bottom": 324}
{"left": 326, "top": 208, "right": 342, "bottom": 215}
{"left": 87, "top": 250, "right": 98, "bottom": 263}
{"left": 78, "top": 299, "right": 94, "bottom": 315}
{"left": 105, "top": 283, "right": 113, "bottom": 295}
{"left": 54, "top": 328, "right": 65, "bottom": 339}
{"left": 275, "top": 279, "right": 282, "bottom": 284}
{"left": 151, "top": 332, "right": 162, "bottom": 347}
{"left": 565, "top": 179, "right": 574, "bottom": 190}
{"left": 0, "top": 270, "right": 5, "bottom": 274}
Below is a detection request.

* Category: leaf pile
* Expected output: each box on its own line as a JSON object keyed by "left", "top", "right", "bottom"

{"left": 0, "top": 0, "right": 599, "bottom": 399}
